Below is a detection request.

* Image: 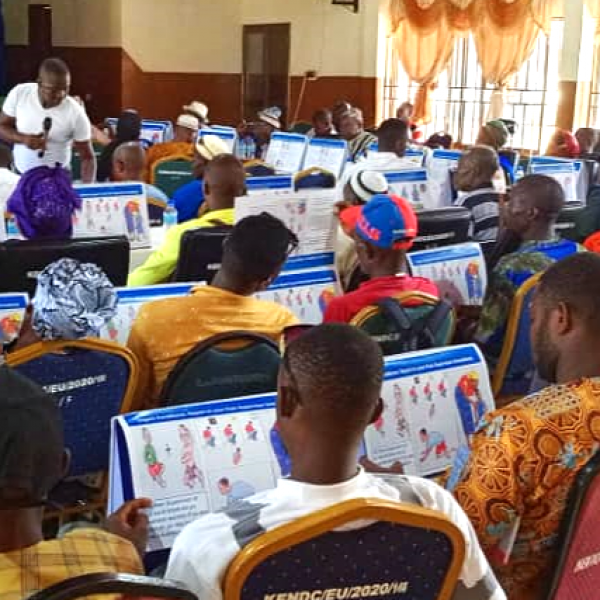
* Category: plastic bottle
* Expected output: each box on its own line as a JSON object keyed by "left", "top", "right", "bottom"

{"left": 6, "top": 215, "right": 19, "bottom": 238}
{"left": 236, "top": 136, "right": 247, "bottom": 161}
{"left": 163, "top": 201, "right": 178, "bottom": 232}
{"left": 245, "top": 136, "right": 256, "bottom": 160}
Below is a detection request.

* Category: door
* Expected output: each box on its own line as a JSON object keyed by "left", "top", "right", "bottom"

{"left": 243, "top": 24, "right": 291, "bottom": 126}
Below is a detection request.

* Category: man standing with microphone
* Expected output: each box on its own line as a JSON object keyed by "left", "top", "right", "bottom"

{"left": 0, "top": 58, "right": 96, "bottom": 182}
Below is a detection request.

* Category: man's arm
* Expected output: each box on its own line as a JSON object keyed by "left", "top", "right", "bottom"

{"left": 0, "top": 112, "right": 45, "bottom": 151}
{"left": 74, "top": 139, "right": 97, "bottom": 183}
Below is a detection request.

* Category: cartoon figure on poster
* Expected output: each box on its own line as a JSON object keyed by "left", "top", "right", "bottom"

{"left": 455, "top": 372, "right": 486, "bottom": 444}
{"left": 223, "top": 423, "right": 237, "bottom": 445}
{"left": 0, "top": 312, "right": 23, "bottom": 344}
{"left": 179, "top": 424, "right": 204, "bottom": 489}
{"left": 319, "top": 289, "right": 335, "bottom": 315}
{"left": 217, "top": 477, "right": 255, "bottom": 506}
{"left": 465, "top": 261, "right": 484, "bottom": 304}
{"left": 142, "top": 428, "right": 166, "bottom": 488}
{"left": 233, "top": 447, "right": 242, "bottom": 466}
{"left": 270, "top": 423, "right": 291, "bottom": 477}
{"left": 419, "top": 428, "right": 451, "bottom": 462}
{"left": 203, "top": 426, "right": 216, "bottom": 448}
{"left": 124, "top": 200, "right": 146, "bottom": 242}
{"left": 245, "top": 421, "right": 258, "bottom": 441}
{"left": 393, "top": 384, "right": 408, "bottom": 437}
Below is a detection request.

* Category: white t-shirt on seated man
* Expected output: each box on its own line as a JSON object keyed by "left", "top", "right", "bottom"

{"left": 166, "top": 325, "right": 506, "bottom": 600}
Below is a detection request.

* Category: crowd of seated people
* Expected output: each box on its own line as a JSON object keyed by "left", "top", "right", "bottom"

{"left": 4, "top": 55, "right": 600, "bottom": 600}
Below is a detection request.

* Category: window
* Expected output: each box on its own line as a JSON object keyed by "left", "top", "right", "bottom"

{"left": 382, "top": 19, "right": 564, "bottom": 152}
{"left": 589, "top": 39, "right": 600, "bottom": 127}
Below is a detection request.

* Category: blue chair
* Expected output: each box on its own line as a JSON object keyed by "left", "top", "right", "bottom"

{"left": 7, "top": 339, "right": 138, "bottom": 514}
{"left": 160, "top": 331, "right": 281, "bottom": 406}
{"left": 492, "top": 273, "right": 541, "bottom": 399}
{"left": 27, "top": 573, "right": 198, "bottom": 600}
{"left": 223, "top": 498, "right": 465, "bottom": 600}
{"left": 294, "top": 167, "right": 336, "bottom": 190}
{"left": 152, "top": 155, "right": 194, "bottom": 197}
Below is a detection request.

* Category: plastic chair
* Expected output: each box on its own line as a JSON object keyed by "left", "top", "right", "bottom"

{"left": 147, "top": 196, "right": 168, "bottom": 227}
{"left": 160, "top": 331, "right": 281, "bottom": 406}
{"left": 412, "top": 207, "right": 472, "bottom": 251}
{"left": 223, "top": 498, "right": 466, "bottom": 600}
{"left": 151, "top": 155, "right": 194, "bottom": 197}
{"left": 7, "top": 339, "right": 138, "bottom": 515}
{"left": 27, "top": 573, "right": 198, "bottom": 600}
{"left": 172, "top": 225, "right": 232, "bottom": 284}
{"left": 492, "top": 273, "right": 542, "bottom": 399}
{"left": 350, "top": 292, "right": 455, "bottom": 356}
{"left": 294, "top": 167, "right": 336, "bottom": 190}
{"left": 555, "top": 201, "right": 586, "bottom": 242}
{"left": 546, "top": 452, "right": 600, "bottom": 600}
{"left": 244, "top": 160, "right": 276, "bottom": 177}
{"left": 0, "top": 236, "right": 130, "bottom": 295}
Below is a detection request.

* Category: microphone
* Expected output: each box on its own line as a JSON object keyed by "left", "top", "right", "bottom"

{"left": 38, "top": 117, "right": 52, "bottom": 158}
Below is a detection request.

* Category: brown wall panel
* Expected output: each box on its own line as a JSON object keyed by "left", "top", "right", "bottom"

{"left": 556, "top": 80, "right": 577, "bottom": 132}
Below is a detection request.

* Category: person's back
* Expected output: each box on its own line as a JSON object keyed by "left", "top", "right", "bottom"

{"left": 455, "top": 254, "right": 600, "bottom": 600}
{"left": 127, "top": 213, "right": 300, "bottom": 407}
{"left": 166, "top": 324, "right": 505, "bottom": 600}
{"left": 326, "top": 194, "right": 438, "bottom": 323}
{"left": 97, "top": 110, "right": 141, "bottom": 182}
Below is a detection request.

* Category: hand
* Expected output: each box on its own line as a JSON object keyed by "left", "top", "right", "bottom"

{"left": 106, "top": 498, "right": 152, "bottom": 557}
{"left": 21, "top": 133, "right": 45, "bottom": 151}
{"left": 359, "top": 456, "right": 404, "bottom": 475}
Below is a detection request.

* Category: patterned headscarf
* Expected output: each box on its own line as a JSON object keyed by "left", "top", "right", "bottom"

{"left": 32, "top": 258, "right": 118, "bottom": 340}
{"left": 7, "top": 165, "right": 81, "bottom": 239}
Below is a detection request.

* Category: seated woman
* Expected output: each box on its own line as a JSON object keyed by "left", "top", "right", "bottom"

{"left": 545, "top": 128, "right": 580, "bottom": 159}
{"left": 10, "top": 258, "right": 117, "bottom": 352}
{"left": 7, "top": 165, "right": 81, "bottom": 239}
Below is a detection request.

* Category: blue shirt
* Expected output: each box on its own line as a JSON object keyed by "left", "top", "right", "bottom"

{"left": 171, "top": 179, "right": 204, "bottom": 223}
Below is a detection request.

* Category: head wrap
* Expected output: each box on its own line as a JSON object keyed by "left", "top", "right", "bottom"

{"left": 483, "top": 120, "right": 509, "bottom": 149}
{"left": 7, "top": 165, "right": 81, "bottom": 239}
{"left": 32, "top": 258, "right": 118, "bottom": 341}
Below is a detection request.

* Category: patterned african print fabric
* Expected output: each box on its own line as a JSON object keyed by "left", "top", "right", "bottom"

{"left": 454, "top": 378, "right": 600, "bottom": 600}
{"left": 145, "top": 141, "right": 194, "bottom": 178}
{"left": 475, "top": 238, "right": 581, "bottom": 372}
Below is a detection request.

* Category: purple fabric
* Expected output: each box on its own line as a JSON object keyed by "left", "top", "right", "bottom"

{"left": 7, "top": 165, "right": 81, "bottom": 239}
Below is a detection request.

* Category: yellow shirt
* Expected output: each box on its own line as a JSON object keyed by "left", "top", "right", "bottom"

{"left": 0, "top": 529, "right": 142, "bottom": 600}
{"left": 127, "top": 285, "right": 299, "bottom": 408}
{"left": 127, "top": 208, "right": 235, "bottom": 287}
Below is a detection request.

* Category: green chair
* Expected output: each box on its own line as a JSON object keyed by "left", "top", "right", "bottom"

{"left": 151, "top": 155, "right": 194, "bottom": 197}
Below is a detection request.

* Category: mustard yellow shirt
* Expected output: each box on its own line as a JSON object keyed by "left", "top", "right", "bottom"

{"left": 127, "top": 208, "right": 235, "bottom": 287}
{"left": 0, "top": 529, "right": 142, "bottom": 600}
{"left": 127, "top": 285, "right": 298, "bottom": 408}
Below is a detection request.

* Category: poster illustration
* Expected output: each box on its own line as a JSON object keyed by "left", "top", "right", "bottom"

{"left": 302, "top": 138, "right": 348, "bottom": 180}
{"left": 265, "top": 132, "right": 308, "bottom": 174}
{"left": 529, "top": 161, "right": 578, "bottom": 203}
{"left": 426, "top": 149, "right": 462, "bottom": 208}
{"left": 0, "top": 293, "right": 29, "bottom": 346}
{"left": 384, "top": 169, "right": 438, "bottom": 210}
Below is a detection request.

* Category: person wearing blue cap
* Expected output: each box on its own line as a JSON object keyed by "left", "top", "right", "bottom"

{"left": 325, "top": 194, "right": 438, "bottom": 323}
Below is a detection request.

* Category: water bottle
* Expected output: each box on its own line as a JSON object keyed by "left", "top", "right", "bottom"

{"left": 163, "top": 201, "right": 178, "bottom": 232}
{"left": 236, "top": 136, "right": 247, "bottom": 161}
{"left": 246, "top": 136, "right": 256, "bottom": 160}
{"left": 6, "top": 215, "right": 19, "bottom": 239}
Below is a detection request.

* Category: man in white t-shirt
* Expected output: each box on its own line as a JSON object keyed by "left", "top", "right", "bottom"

{"left": 166, "top": 324, "right": 506, "bottom": 600}
{"left": 0, "top": 58, "right": 96, "bottom": 182}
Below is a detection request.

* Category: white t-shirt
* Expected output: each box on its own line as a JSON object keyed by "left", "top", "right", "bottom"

{"left": 341, "top": 152, "right": 419, "bottom": 188}
{"left": 0, "top": 168, "right": 19, "bottom": 207}
{"left": 166, "top": 469, "right": 506, "bottom": 600}
{"left": 2, "top": 83, "right": 92, "bottom": 174}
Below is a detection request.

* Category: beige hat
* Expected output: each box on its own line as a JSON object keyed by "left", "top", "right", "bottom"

{"left": 196, "top": 135, "right": 231, "bottom": 161}
{"left": 176, "top": 114, "right": 200, "bottom": 131}
{"left": 183, "top": 101, "right": 209, "bottom": 122}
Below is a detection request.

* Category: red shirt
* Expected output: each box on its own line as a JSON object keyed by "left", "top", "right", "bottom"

{"left": 324, "top": 275, "right": 439, "bottom": 324}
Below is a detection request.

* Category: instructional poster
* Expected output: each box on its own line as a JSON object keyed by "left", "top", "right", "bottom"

{"left": 364, "top": 344, "right": 494, "bottom": 478}
{"left": 529, "top": 160, "right": 579, "bottom": 202}
{"left": 0, "top": 293, "right": 28, "bottom": 345}
{"left": 107, "top": 118, "right": 172, "bottom": 148}
{"left": 406, "top": 243, "right": 487, "bottom": 307}
{"left": 100, "top": 283, "right": 199, "bottom": 345}
{"left": 426, "top": 149, "right": 462, "bottom": 208}
{"left": 235, "top": 190, "right": 337, "bottom": 259}
{"left": 246, "top": 176, "right": 294, "bottom": 196}
{"left": 302, "top": 138, "right": 348, "bottom": 180}
{"left": 73, "top": 183, "right": 151, "bottom": 249}
{"left": 199, "top": 127, "right": 237, "bottom": 153}
{"left": 384, "top": 169, "right": 438, "bottom": 210}
{"left": 255, "top": 268, "right": 339, "bottom": 324}
{"left": 265, "top": 132, "right": 308, "bottom": 173}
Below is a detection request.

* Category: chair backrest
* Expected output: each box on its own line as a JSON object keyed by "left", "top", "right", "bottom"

{"left": 152, "top": 155, "right": 194, "bottom": 196}
{"left": 172, "top": 225, "right": 232, "bottom": 284}
{"left": 555, "top": 201, "right": 586, "bottom": 242}
{"left": 7, "top": 339, "right": 138, "bottom": 476}
{"left": 147, "top": 197, "right": 168, "bottom": 226}
{"left": 546, "top": 452, "right": 600, "bottom": 600}
{"left": 294, "top": 168, "right": 336, "bottom": 190}
{"left": 412, "top": 207, "right": 472, "bottom": 251}
{"left": 160, "top": 331, "right": 281, "bottom": 406}
{"left": 26, "top": 573, "right": 198, "bottom": 600}
{"left": 223, "top": 498, "right": 466, "bottom": 600}
{"left": 0, "top": 236, "right": 130, "bottom": 295}
{"left": 350, "top": 292, "right": 455, "bottom": 356}
{"left": 492, "top": 273, "right": 541, "bottom": 398}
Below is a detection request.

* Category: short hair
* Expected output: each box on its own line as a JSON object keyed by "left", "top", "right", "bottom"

{"left": 511, "top": 174, "right": 565, "bottom": 216}
{"left": 537, "top": 253, "right": 600, "bottom": 334}
{"left": 218, "top": 477, "right": 230, "bottom": 486}
{"left": 377, "top": 118, "right": 409, "bottom": 148}
{"left": 340, "top": 107, "right": 363, "bottom": 124}
{"left": 284, "top": 324, "right": 383, "bottom": 421}
{"left": 39, "top": 57, "right": 70, "bottom": 77}
{"left": 113, "top": 141, "right": 145, "bottom": 170}
{"left": 313, "top": 108, "right": 332, "bottom": 122}
{"left": 458, "top": 145, "right": 499, "bottom": 181}
{"left": 203, "top": 154, "right": 246, "bottom": 197}
{"left": 222, "top": 213, "right": 298, "bottom": 285}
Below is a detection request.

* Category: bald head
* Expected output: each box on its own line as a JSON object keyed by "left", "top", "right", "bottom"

{"left": 454, "top": 145, "right": 499, "bottom": 192}
{"left": 112, "top": 142, "right": 146, "bottom": 182}
{"left": 203, "top": 154, "right": 247, "bottom": 211}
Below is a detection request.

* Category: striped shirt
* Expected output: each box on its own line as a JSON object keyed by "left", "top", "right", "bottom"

{"left": 454, "top": 187, "right": 500, "bottom": 242}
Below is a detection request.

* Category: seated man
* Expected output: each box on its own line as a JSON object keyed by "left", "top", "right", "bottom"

{"left": 128, "top": 154, "right": 245, "bottom": 286}
{"left": 111, "top": 141, "right": 169, "bottom": 205}
{"left": 325, "top": 194, "right": 438, "bottom": 323}
{"left": 128, "top": 213, "right": 299, "bottom": 407}
{"left": 339, "top": 107, "right": 377, "bottom": 162}
{"left": 0, "top": 366, "right": 150, "bottom": 597}
{"left": 475, "top": 175, "right": 581, "bottom": 370}
{"left": 475, "top": 120, "right": 514, "bottom": 185}
{"left": 307, "top": 108, "right": 336, "bottom": 138}
{"left": 166, "top": 324, "right": 505, "bottom": 600}
{"left": 454, "top": 253, "right": 600, "bottom": 600}
{"left": 453, "top": 145, "right": 501, "bottom": 242}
